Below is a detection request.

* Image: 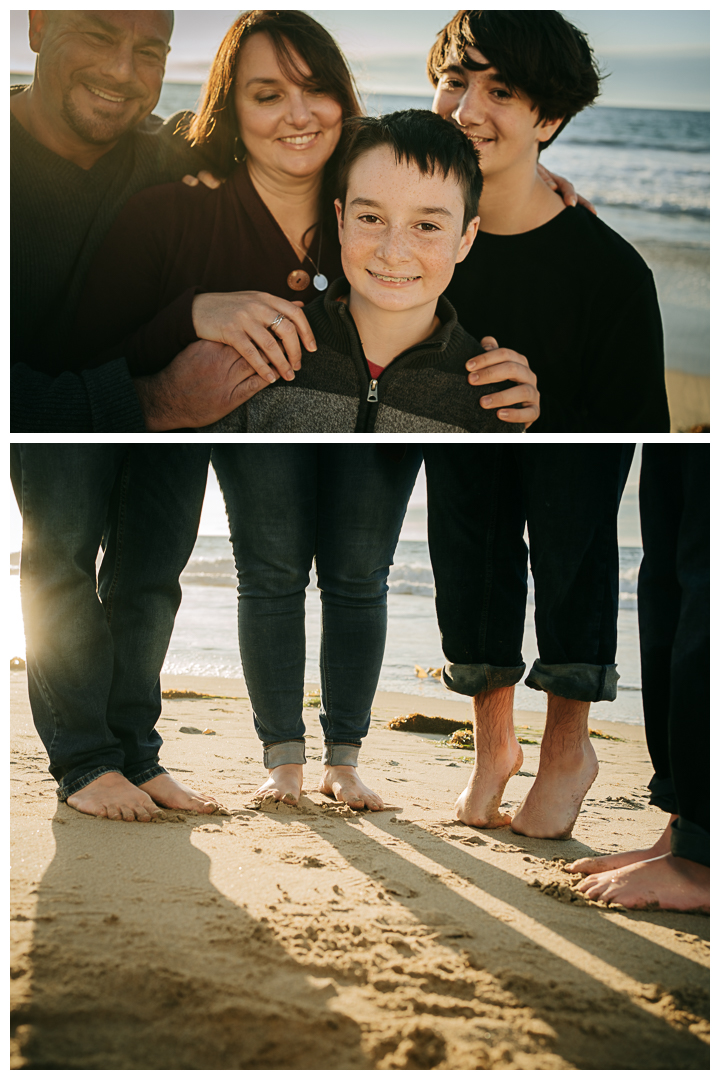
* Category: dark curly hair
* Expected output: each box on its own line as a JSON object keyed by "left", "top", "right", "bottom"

{"left": 427, "top": 10, "right": 602, "bottom": 150}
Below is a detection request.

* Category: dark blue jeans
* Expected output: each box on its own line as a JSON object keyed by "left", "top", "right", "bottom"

{"left": 212, "top": 445, "right": 422, "bottom": 766}
{"left": 638, "top": 445, "right": 709, "bottom": 866}
{"left": 11, "top": 444, "right": 210, "bottom": 798}
{"left": 424, "top": 445, "right": 635, "bottom": 701}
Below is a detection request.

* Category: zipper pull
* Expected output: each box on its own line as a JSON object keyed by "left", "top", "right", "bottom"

{"left": 367, "top": 379, "right": 378, "bottom": 402}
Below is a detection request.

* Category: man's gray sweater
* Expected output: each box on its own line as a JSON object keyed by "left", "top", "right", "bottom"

{"left": 209, "top": 278, "right": 524, "bottom": 434}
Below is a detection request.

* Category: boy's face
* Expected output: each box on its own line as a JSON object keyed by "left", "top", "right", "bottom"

{"left": 432, "top": 46, "right": 562, "bottom": 178}
{"left": 335, "top": 145, "right": 478, "bottom": 315}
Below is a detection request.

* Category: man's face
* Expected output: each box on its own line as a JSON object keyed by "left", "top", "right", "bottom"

{"left": 335, "top": 145, "right": 478, "bottom": 315}
{"left": 30, "top": 10, "right": 172, "bottom": 146}
{"left": 432, "top": 46, "right": 562, "bottom": 178}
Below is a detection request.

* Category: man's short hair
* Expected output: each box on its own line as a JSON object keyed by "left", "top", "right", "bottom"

{"left": 427, "top": 10, "right": 601, "bottom": 149}
{"left": 336, "top": 109, "right": 483, "bottom": 230}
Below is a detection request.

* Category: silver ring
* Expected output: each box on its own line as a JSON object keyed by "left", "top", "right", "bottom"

{"left": 268, "top": 313, "right": 285, "bottom": 331}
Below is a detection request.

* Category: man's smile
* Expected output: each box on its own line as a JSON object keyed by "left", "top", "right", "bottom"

{"left": 83, "top": 84, "right": 132, "bottom": 105}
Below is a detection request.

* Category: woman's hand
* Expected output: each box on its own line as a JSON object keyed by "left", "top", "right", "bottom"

{"left": 182, "top": 171, "right": 224, "bottom": 190}
{"left": 538, "top": 162, "right": 597, "bottom": 216}
{"left": 467, "top": 337, "right": 540, "bottom": 429}
{"left": 191, "top": 291, "right": 317, "bottom": 383}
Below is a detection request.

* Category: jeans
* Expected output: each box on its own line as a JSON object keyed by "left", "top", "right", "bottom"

{"left": 11, "top": 444, "right": 210, "bottom": 797}
{"left": 424, "top": 445, "right": 635, "bottom": 701}
{"left": 638, "top": 445, "right": 709, "bottom": 866}
{"left": 212, "top": 445, "right": 422, "bottom": 766}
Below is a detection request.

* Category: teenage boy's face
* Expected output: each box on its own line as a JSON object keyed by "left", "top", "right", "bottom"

{"left": 432, "top": 46, "right": 562, "bottom": 178}
{"left": 335, "top": 145, "right": 478, "bottom": 314}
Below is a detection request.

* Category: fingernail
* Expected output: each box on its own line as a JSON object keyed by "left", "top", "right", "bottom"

{"left": 470, "top": 373, "right": 480, "bottom": 384}
{"left": 466, "top": 361, "right": 476, "bottom": 371}
{"left": 481, "top": 396, "right": 493, "bottom": 406}
{"left": 571, "top": 197, "right": 577, "bottom": 206}
{"left": 309, "top": 340, "right": 317, "bottom": 351}
{"left": 266, "top": 372, "right": 276, "bottom": 383}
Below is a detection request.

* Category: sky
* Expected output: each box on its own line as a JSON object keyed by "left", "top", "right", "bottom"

{"left": 10, "top": 9, "right": 710, "bottom": 110}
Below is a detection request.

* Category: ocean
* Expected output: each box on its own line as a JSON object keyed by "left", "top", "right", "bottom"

{"left": 162, "top": 536, "right": 644, "bottom": 726}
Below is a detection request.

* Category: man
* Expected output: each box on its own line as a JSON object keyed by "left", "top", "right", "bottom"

{"left": 12, "top": 444, "right": 218, "bottom": 819}
{"left": 431, "top": 9, "right": 670, "bottom": 433}
{"left": 10, "top": 9, "right": 265, "bottom": 431}
{"left": 10, "top": 11, "right": 234, "bottom": 816}
{"left": 568, "top": 446, "right": 709, "bottom": 912}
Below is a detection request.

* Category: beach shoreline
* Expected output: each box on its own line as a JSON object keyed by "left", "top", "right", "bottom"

{"left": 11, "top": 672, "right": 709, "bottom": 1069}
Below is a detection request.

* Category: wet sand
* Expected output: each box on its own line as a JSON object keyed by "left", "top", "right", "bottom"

{"left": 11, "top": 673, "right": 709, "bottom": 1069}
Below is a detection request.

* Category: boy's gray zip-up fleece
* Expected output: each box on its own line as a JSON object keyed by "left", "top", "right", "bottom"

{"left": 207, "top": 277, "right": 525, "bottom": 434}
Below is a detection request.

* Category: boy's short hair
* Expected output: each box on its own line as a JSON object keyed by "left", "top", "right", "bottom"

{"left": 336, "top": 109, "right": 483, "bottom": 231}
{"left": 427, "top": 10, "right": 601, "bottom": 149}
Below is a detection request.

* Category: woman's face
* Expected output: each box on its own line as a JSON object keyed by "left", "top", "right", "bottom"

{"left": 233, "top": 32, "right": 344, "bottom": 181}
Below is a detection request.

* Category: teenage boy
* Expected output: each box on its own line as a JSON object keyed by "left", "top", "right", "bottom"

{"left": 431, "top": 9, "right": 669, "bottom": 433}
{"left": 209, "top": 109, "right": 523, "bottom": 433}
{"left": 423, "top": 11, "right": 662, "bottom": 840}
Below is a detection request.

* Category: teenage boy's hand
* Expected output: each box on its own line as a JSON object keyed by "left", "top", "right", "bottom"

{"left": 467, "top": 337, "right": 540, "bottom": 429}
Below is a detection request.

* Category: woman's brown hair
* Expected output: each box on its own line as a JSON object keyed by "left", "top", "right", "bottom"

{"left": 186, "top": 10, "right": 363, "bottom": 180}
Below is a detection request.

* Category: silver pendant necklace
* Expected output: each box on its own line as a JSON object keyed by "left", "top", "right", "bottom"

{"left": 306, "top": 224, "right": 327, "bottom": 291}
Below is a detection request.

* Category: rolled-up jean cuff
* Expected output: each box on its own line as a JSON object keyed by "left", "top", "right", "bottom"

{"left": 525, "top": 661, "right": 619, "bottom": 702}
{"left": 56, "top": 766, "right": 124, "bottom": 801}
{"left": 124, "top": 764, "right": 168, "bottom": 787}
{"left": 322, "top": 742, "right": 360, "bottom": 767}
{"left": 670, "top": 816, "right": 710, "bottom": 867}
{"left": 263, "top": 739, "right": 306, "bottom": 769}
{"left": 647, "top": 774, "right": 679, "bottom": 815}
{"left": 442, "top": 662, "right": 526, "bottom": 697}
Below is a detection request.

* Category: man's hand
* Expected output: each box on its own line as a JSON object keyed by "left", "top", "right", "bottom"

{"left": 133, "top": 338, "right": 267, "bottom": 431}
{"left": 467, "top": 337, "right": 540, "bottom": 429}
{"left": 537, "top": 162, "right": 597, "bottom": 216}
{"left": 192, "top": 291, "right": 317, "bottom": 384}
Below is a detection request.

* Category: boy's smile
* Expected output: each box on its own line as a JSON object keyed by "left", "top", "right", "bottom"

{"left": 335, "top": 145, "right": 477, "bottom": 317}
{"left": 432, "top": 46, "right": 562, "bottom": 179}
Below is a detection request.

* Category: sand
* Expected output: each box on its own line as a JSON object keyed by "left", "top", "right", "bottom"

{"left": 634, "top": 242, "right": 710, "bottom": 432}
{"left": 11, "top": 673, "right": 709, "bottom": 1070}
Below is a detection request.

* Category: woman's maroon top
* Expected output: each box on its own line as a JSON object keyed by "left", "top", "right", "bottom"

{"left": 72, "top": 160, "right": 343, "bottom": 374}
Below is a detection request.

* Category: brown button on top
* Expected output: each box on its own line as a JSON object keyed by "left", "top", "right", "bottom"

{"left": 287, "top": 269, "right": 310, "bottom": 291}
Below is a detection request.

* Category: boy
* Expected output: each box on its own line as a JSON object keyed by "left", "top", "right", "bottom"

{"left": 431, "top": 9, "right": 669, "bottom": 432}
{"left": 208, "top": 109, "right": 523, "bottom": 434}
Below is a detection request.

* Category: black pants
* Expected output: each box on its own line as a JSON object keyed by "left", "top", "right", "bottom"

{"left": 638, "top": 445, "right": 709, "bottom": 866}
{"left": 424, "top": 445, "right": 634, "bottom": 701}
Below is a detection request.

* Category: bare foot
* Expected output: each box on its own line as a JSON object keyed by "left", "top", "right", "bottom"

{"left": 253, "top": 764, "right": 303, "bottom": 805}
{"left": 67, "top": 771, "right": 161, "bottom": 822}
{"left": 576, "top": 853, "right": 710, "bottom": 912}
{"left": 511, "top": 740, "right": 598, "bottom": 839}
{"left": 455, "top": 742, "right": 524, "bottom": 828}
{"left": 138, "top": 773, "right": 219, "bottom": 814}
{"left": 566, "top": 817, "right": 675, "bottom": 875}
{"left": 318, "top": 765, "right": 384, "bottom": 811}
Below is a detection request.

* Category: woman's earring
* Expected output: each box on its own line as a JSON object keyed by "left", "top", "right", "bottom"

{"left": 233, "top": 136, "right": 246, "bottom": 164}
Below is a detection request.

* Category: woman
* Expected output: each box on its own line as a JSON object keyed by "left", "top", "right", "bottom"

{"left": 72, "top": 10, "right": 357, "bottom": 384}
{"left": 212, "top": 444, "right": 422, "bottom": 809}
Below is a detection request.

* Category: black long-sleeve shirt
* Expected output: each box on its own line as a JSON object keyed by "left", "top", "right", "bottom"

{"left": 445, "top": 206, "right": 670, "bottom": 433}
